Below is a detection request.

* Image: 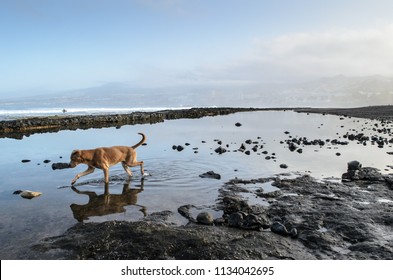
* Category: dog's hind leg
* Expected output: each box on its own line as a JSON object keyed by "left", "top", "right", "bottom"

{"left": 123, "top": 160, "right": 144, "bottom": 177}
{"left": 122, "top": 162, "right": 133, "bottom": 177}
{"left": 71, "top": 166, "right": 95, "bottom": 185}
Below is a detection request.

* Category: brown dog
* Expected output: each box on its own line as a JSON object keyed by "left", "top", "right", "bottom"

{"left": 69, "top": 133, "right": 146, "bottom": 185}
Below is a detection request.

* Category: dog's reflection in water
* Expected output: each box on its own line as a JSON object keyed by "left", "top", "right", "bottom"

{"left": 70, "top": 178, "right": 146, "bottom": 222}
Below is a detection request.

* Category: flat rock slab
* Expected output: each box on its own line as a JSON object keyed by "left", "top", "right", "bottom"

{"left": 33, "top": 166, "right": 393, "bottom": 260}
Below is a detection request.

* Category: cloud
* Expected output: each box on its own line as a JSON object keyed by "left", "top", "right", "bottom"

{"left": 189, "top": 24, "right": 393, "bottom": 83}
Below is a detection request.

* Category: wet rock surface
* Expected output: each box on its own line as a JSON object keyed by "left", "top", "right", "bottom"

{"left": 33, "top": 163, "right": 393, "bottom": 259}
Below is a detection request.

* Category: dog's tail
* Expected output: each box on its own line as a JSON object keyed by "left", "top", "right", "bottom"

{"left": 131, "top": 133, "right": 146, "bottom": 149}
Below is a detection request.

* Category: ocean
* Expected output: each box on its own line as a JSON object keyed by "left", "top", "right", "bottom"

{"left": 0, "top": 86, "right": 225, "bottom": 120}
{"left": 0, "top": 106, "right": 193, "bottom": 120}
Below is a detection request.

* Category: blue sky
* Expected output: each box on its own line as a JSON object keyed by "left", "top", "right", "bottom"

{"left": 1, "top": 0, "right": 393, "bottom": 97}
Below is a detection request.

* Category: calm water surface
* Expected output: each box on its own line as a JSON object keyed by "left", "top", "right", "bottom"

{"left": 0, "top": 111, "right": 392, "bottom": 259}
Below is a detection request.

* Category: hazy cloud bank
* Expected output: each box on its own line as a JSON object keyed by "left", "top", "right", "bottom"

{"left": 187, "top": 24, "right": 393, "bottom": 85}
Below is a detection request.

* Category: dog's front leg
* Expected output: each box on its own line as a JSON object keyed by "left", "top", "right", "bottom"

{"left": 71, "top": 166, "right": 95, "bottom": 185}
{"left": 103, "top": 168, "right": 110, "bottom": 184}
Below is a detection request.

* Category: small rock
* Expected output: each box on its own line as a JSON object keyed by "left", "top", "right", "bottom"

{"left": 235, "top": 122, "right": 242, "bottom": 127}
{"left": 238, "top": 143, "right": 246, "bottom": 152}
{"left": 176, "top": 145, "right": 184, "bottom": 152}
{"left": 21, "top": 159, "right": 31, "bottom": 163}
{"left": 270, "top": 221, "right": 289, "bottom": 236}
{"left": 289, "top": 228, "right": 298, "bottom": 238}
{"left": 199, "top": 171, "right": 221, "bottom": 180}
{"left": 280, "top": 164, "right": 288, "bottom": 169}
{"left": 288, "top": 143, "right": 297, "bottom": 152}
{"left": 43, "top": 159, "right": 51, "bottom": 164}
{"left": 214, "top": 146, "right": 227, "bottom": 154}
{"left": 178, "top": 204, "right": 197, "bottom": 223}
{"left": 242, "top": 214, "right": 271, "bottom": 230}
{"left": 214, "top": 217, "right": 226, "bottom": 226}
{"left": 228, "top": 212, "right": 244, "bottom": 228}
{"left": 52, "top": 162, "right": 71, "bottom": 170}
{"left": 197, "top": 212, "right": 214, "bottom": 225}
{"left": 14, "top": 190, "right": 42, "bottom": 199}
{"left": 348, "top": 160, "right": 362, "bottom": 171}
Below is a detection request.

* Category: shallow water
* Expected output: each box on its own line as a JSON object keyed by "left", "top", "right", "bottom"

{"left": 0, "top": 110, "right": 392, "bottom": 259}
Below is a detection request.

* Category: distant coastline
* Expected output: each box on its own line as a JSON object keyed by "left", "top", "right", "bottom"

{"left": 0, "top": 106, "right": 392, "bottom": 139}
{"left": 295, "top": 105, "right": 393, "bottom": 121}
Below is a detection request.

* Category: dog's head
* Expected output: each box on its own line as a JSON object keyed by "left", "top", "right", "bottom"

{"left": 69, "top": 150, "right": 83, "bottom": 168}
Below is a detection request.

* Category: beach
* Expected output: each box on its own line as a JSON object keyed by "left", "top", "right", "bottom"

{"left": 0, "top": 106, "right": 392, "bottom": 259}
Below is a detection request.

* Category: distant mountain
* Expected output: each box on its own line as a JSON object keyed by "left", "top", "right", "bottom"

{"left": 1, "top": 75, "right": 392, "bottom": 109}
{"left": 281, "top": 75, "right": 393, "bottom": 107}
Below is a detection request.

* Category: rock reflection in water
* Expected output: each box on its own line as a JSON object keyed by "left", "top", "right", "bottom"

{"left": 70, "top": 179, "right": 146, "bottom": 222}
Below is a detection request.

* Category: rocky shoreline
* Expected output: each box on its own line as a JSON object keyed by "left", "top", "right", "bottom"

{"left": 2, "top": 105, "right": 392, "bottom": 139}
{"left": 295, "top": 105, "right": 393, "bottom": 121}
{"left": 33, "top": 161, "right": 393, "bottom": 260}
{"left": 0, "top": 107, "right": 280, "bottom": 139}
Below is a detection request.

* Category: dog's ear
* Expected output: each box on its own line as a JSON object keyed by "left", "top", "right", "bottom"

{"left": 71, "top": 150, "right": 81, "bottom": 159}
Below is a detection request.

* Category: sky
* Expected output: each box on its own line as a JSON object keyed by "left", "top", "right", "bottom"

{"left": 1, "top": 0, "right": 393, "bottom": 97}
